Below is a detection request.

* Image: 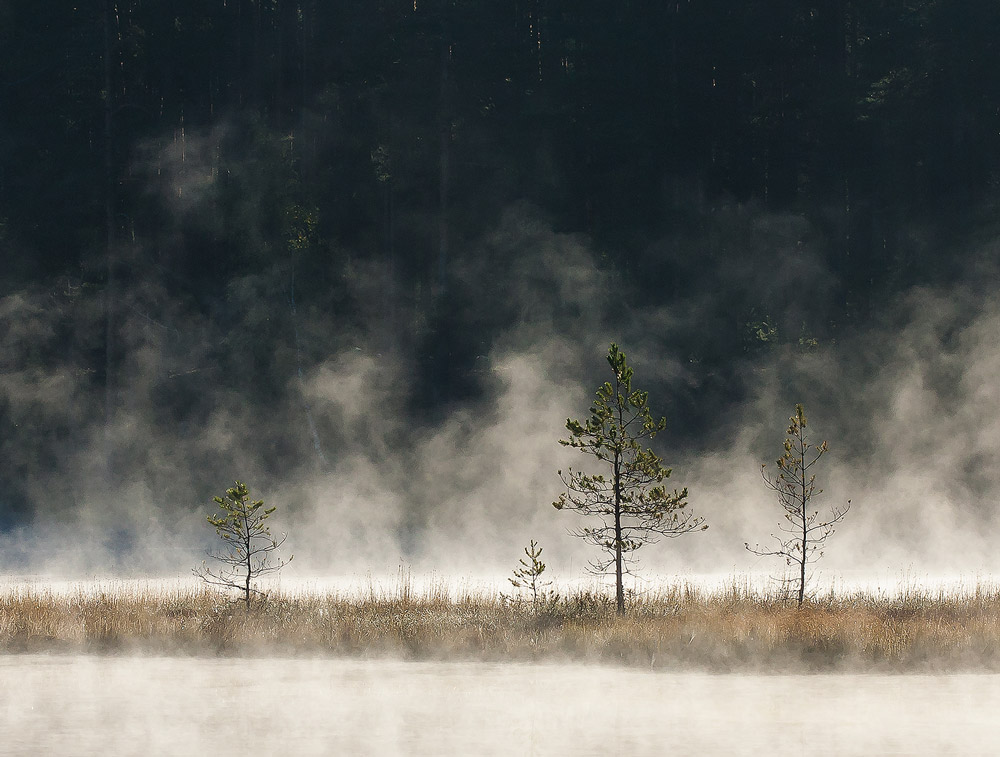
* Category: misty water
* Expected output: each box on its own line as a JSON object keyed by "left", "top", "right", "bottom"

{"left": 3, "top": 655, "right": 998, "bottom": 756}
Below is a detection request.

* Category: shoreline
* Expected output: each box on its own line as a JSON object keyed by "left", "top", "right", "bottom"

{"left": 3, "top": 580, "right": 1000, "bottom": 671}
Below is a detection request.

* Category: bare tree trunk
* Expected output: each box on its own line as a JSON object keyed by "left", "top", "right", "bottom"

{"left": 243, "top": 510, "right": 252, "bottom": 609}
{"left": 613, "top": 378, "right": 626, "bottom": 615}
{"left": 798, "top": 526, "right": 806, "bottom": 606}
{"left": 613, "top": 457, "right": 624, "bottom": 616}
{"left": 433, "top": 3, "right": 452, "bottom": 402}
{"left": 102, "top": 0, "right": 116, "bottom": 468}
{"left": 612, "top": 380, "right": 625, "bottom": 619}
{"left": 437, "top": 10, "right": 450, "bottom": 296}
{"left": 798, "top": 430, "right": 807, "bottom": 607}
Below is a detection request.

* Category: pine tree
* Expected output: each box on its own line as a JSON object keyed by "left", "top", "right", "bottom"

{"left": 509, "top": 539, "right": 551, "bottom": 608}
{"left": 194, "top": 481, "right": 291, "bottom": 608}
{"left": 554, "top": 343, "right": 706, "bottom": 614}
{"left": 746, "top": 405, "right": 850, "bottom": 606}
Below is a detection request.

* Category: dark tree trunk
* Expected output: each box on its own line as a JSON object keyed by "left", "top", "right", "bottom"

{"left": 614, "top": 452, "right": 624, "bottom": 616}
{"left": 437, "top": 10, "right": 450, "bottom": 296}
{"left": 797, "top": 429, "right": 808, "bottom": 607}
{"left": 243, "top": 512, "right": 253, "bottom": 609}
{"left": 434, "top": 3, "right": 452, "bottom": 401}
{"left": 613, "top": 375, "right": 626, "bottom": 615}
{"left": 102, "top": 0, "right": 116, "bottom": 463}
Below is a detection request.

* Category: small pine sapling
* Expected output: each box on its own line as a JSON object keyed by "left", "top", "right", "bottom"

{"left": 193, "top": 480, "right": 291, "bottom": 608}
{"left": 509, "top": 539, "right": 552, "bottom": 607}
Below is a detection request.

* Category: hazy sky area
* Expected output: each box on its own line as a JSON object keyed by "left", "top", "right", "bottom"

{"left": 3, "top": 2, "right": 1000, "bottom": 588}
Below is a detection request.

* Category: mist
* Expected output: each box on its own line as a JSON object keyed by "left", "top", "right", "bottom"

{"left": 3, "top": 0, "right": 1000, "bottom": 588}
{"left": 4, "top": 164, "right": 1000, "bottom": 588}
{"left": 9, "top": 7, "right": 1000, "bottom": 757}
{"left": 7, "top": 655, "right": 997, "bottom": 756}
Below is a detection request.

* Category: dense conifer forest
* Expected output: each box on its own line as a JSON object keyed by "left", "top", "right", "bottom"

{"left": 2, "top": 1, "right": 999, "bottom": 543}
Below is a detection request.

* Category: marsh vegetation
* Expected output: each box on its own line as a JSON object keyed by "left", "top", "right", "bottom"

{"left": 4, "top": 578, "right": 1000, "bottom": 671}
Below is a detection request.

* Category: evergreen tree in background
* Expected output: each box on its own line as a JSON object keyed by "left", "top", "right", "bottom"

{"left": 554, "top": 344, "right": 706, "bottom": 614}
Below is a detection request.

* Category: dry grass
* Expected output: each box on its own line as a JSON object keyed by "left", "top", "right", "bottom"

{"left": 3, "top": 579, "right": 1000, "bottom": 670}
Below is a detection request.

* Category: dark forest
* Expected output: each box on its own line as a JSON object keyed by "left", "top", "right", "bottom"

{"left": 2, "top": 0, "right": 999, "bottom": 560}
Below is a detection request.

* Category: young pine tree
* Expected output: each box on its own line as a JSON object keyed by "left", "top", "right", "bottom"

{"left": 746, "top": 405, "right": 850, "bottom": 606}
{"left": 194, "top": 481, "right": 291, "bottom": 608}
{"left": 509, "top": 539, "right": 552, "bottom": 607}
{"left": 554, "top": 343, "right": 706, "bottom": 615}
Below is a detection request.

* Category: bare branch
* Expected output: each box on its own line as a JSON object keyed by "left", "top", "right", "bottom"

{"left": 746, "top": 405, "right": 850, "bottom": 607}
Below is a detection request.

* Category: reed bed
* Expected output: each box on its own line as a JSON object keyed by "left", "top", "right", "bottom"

{"left": 3, "top": 579, "right": 1000, "bottom": 670}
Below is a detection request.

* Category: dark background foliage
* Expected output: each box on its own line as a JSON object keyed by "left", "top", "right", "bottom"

{"left": 2, "top": 0, "right": 999, "bottom": 543}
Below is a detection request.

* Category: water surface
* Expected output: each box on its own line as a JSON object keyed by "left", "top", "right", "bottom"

{"left": 2, "top": 654, "right": 996, "bottom": 756}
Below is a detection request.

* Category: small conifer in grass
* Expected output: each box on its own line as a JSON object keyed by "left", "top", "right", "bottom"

{"left": 746, "top": 404, "right": 850, "bottom": 607}
{"left": 554, "top": 343, "right": 706, "bottom": 615}
{"left": 193, "top": 481, "right": 291, "bottom": 608}
{"left": 509, "top": 539, "right": 552, "bottom": 607}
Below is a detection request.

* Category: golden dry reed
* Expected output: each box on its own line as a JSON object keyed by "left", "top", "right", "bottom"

{"left": 3, "top": 578, "right": 1000, "bottom": 671}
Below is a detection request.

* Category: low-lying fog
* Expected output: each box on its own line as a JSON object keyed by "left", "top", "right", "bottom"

{"left": 3, "top": 654, "right": 996, "bottom": 757}
{"left": 0, "top": 571, "right": 990, "bottom": 602}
